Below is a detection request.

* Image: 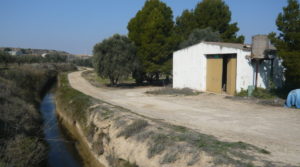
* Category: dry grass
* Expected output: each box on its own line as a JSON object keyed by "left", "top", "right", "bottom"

{"left": 146, "top": 87, "right": 200, "bottom": 96}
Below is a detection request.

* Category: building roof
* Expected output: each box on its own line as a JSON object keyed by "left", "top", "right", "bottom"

{"left": 203, "top": 41, "right": 251, "bottom": 51}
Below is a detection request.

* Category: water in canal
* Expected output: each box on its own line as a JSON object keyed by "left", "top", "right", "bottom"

{"left": 40, "top": 93, "right": 84, "bottom": 167}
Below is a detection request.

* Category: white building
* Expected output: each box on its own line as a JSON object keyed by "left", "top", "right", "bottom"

{"left": 8, "top": 50, "right": 23, "bottom": 56}
{"left": 173, "top": 41, "right": 284, "bottom": 95}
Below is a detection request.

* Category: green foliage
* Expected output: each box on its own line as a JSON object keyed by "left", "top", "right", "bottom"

{"left": 175, "top": 9, "right": 198, "bottom": 42}
{"left": 0, "top": 51, "right": 15, "bottom": 66}
{"left": 128, "top": 0, "right": 176, "bottom": 82}
{"left": 0, "top": 51, "right": 69, "bottom": 66}
{"left": 44, "top": 53, "right": 67, "bottom": 63}
{"left": 71, "top": 57, "right": 92, "bottom": 67}
{"left": 179, "top": 27, "right": 221, "bottom": 49}
{"left": 3, "top": 48, "right": 11, "bottom": 52}
{"left": 269, "top": 0, "right": 300, "bottom": 88}
{"left": 236, "top": 88, "right": 276, "bottom": 99}
{"left": 252, "top": 88, "right": 275, "bottom": 99}
{"left": 146, "top": 87, "right": 200, "bottom": 96}
{"left": 81, "top": 70, "right": 110, "bottom": 87}
{"left": 117, "top": 119, "right": 149, "bottom": 139}
{"left": 175, "top": 0, "right": 244, "bottom": 43}
{"left": 236, "top": 89, "right": 248, "bottom": 97}
{"left": 56, "top": 73, "right": 92, "bottom": 125}
{"left": 93, "top": 34, "right": 138, "bottom": 85}
{"left": 0, "top": 64, "right": 74, "bottom": 167}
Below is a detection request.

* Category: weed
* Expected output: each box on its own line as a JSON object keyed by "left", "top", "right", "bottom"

{"left": 92, "top": 136, "right": 104, "bottom": 155}
{"left": 86, "top": 123, "right": 96, "bottom": 142}
{"left": 170, "top": 125, "right": 188, "bottom": 133}
{"left": 56, "top": 73, "right": 92, "bottom": 126}
{"left": 146, "top": 87, "right": 200, "bottom": 96}
{"left": 148, "top": 133, "right": 170, "bottom": 158}
{"left": 252, "top": 88, "right": 275, "bottom": 99}
{"left": 236, "top": 88, "right": 248, "bottom": 97}
{"left": 113, "top": 117, "right": 127, "bottom": 128}
{"left": 236, "top": 87, "right": 276, "bottom": 99}
{"left": 187, "top": 152, "right": 200, "bottom": 166}
{"left": 161, "top": 151, "right": 178, "bottom": 164}
{"left": 81, "top": 70, "right": 108, "bottom": 87}
{"left": 259, "top": 149, "right": 270, "bottom": 154}
{"left": 117, "top": 119, "right": 148, "bottom": 139}
{"left": 117, "top": 159, "right": 138, "bottom": 167}
{"left": 100, "top": 110, "right": 114, "bottom": 119}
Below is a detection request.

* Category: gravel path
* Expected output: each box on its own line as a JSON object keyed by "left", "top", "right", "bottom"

{"left": 68, "top": 70, "right": 300, "bottom": 166}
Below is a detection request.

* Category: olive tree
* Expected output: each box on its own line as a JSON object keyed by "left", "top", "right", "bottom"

{"left": 93, "top": 34, "right": 138, "bottom": 85}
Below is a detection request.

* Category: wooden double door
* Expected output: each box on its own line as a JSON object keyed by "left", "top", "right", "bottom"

{"left": 206, "top": 54, "right": 237, "bottom": 95}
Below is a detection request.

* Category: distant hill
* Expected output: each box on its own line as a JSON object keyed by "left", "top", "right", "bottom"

{"left": 0, "top": 47, "right": 71, "bottom": 55}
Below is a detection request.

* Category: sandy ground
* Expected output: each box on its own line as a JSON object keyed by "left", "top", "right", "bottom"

{"left": 68, "top": 70, "right": 300, "bottom": 166}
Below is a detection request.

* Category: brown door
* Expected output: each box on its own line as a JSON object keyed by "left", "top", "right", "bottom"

{"left": 226, "top": 56, "right": 237, "bottom": 95}
{"left": 206, "top": 55, "right": 223, "bottom": 93}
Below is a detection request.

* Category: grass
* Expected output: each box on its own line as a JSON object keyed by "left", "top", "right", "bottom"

{"left": 146, "top": 87, "right": 200, "bottom": 96}
{"left": 117, "top": 119, "right": 149, "bottom": 139}
{"left": 106, "top": 153, "right": 138, "bottom": 167}
{"left": 252, "top": 88, "right": 276, "bottom": 99}
{"left": 81, "top": 70, "right": 110, "bottom": 87}
{"left": 82, "top": 70, "right": 135, "bottom": 88}
{"left": 56, "top": 73, "right": 93, "bottom": 126}
{"left": 236, "top": 87, "right": 277, "bottom": 99}
{"left": 236, "top": 88, "right": 248, "bottom": 97}
{"left": 234, "top": 87, "right": 287, "bottom": 106}
{"left": 114, "top": 117, "right": 273, "bottom": 166}
{"left": 100, "top": 110, "right": 114, "bottom": 120}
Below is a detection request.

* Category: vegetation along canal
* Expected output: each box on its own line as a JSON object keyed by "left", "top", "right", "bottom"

{"left": 40, "top": 92, "right": 84, "bottom": 167}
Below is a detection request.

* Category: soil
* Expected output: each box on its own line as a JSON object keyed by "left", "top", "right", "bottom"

{"left": 68, "top": 70, "right": 300, "bottom": 166}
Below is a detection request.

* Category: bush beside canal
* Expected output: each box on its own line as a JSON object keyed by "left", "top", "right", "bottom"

{"left": 0, "top": 63, "right": 76, "bottom": 167}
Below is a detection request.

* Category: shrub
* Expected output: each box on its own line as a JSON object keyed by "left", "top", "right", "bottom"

{"left": 236, "top": 88, "right": 248, "bottom": 97}
{"left": 252, "top": 88, "right": 275, "bottom": 99}
{"left": 117, "top": 119, "right": 149, "bottom": 139}
{"left": 146, "top": 87, "right": 199, "bottom": 96}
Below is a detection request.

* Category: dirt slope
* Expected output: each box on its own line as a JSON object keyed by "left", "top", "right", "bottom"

{"left": 68, "top": 70, "right": 300, "bottom": 166}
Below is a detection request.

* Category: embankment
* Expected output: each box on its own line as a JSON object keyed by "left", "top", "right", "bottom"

{"left": 0, "top": 63, "right": 76, "bottom": 167}
{"left": 55, "top": 72, "right": 287, "bottom": 167}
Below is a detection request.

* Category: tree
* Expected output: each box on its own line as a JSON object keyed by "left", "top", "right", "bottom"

{"left": 3, "top": 48, "right": 11, "bottom": 52}
{"left": 0, "top": 51, "right": 15, "bottom": 66}
{"left": 92, "top": 34, "right": 137, "bottom": 85}
{"left": 127, "top": 0, "right": 175, "bottom": 82}
{"left": 179, "top": 27, "right": 221, "bottom": 49}
{"left": 175, "top": 0, "right": 244, "bottom": 43}
{"left": 174, "top": 9, "right": 197, "bottom": 42}
{"left": 44, "top": 53, "right": 67, "bottom": 63}
{"left": 269, "top": 0, "right": 300, "bottom": 88}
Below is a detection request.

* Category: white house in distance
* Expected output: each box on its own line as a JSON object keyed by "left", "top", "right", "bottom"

{"left": 8, "top": 50, "right": 23, "bottom": 56}
{"left": 173, "top": 35, "right": 284, "bottom": 95}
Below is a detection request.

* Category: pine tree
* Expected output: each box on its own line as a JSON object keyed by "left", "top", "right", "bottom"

{"left": 179, "top": 28, "right": 221, "bottom": 49}
{"left": 127, "top": 0, "right": 175, "bottom": 82}
{"left": 269, "top": 0, "right": 300, "bottom": 88}
{"left": 175, "top": 0, "right": 244, "bottom": 43}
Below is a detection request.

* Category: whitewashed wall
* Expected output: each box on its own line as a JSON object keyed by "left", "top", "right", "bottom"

{"left": 173, "top": 43, "right": 255, "bottom": 93}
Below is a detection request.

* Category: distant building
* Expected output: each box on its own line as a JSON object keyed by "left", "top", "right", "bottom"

{"left": 173, "top": 35, "right": 284, "bottom": 95}
{"left": 8, "top": 50, "right": 23, "bottom": 56}
{"left": 41, "top": 53, "right": 49, "bottom": 58}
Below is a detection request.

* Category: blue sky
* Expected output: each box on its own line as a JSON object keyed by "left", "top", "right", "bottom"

{"left": 0, "top": 0, "right": 288, "bottom": 55}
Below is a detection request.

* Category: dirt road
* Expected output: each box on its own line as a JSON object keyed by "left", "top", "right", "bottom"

{"left": 68, "top": 70, "right": 300, "bottom": 166}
